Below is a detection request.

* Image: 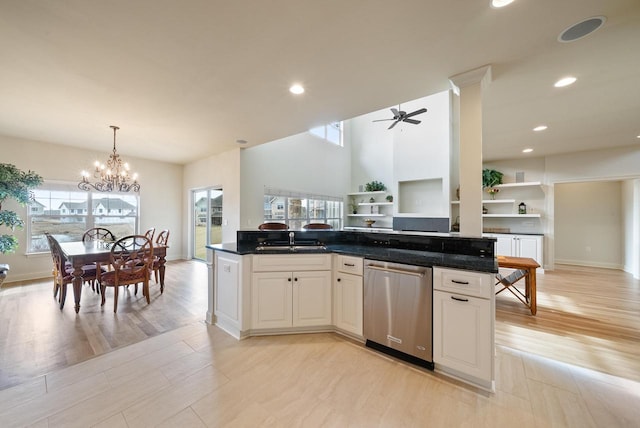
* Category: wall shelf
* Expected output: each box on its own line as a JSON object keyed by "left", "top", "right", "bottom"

{"left": 452, "top": 199, "right": 516, "bottom": 205}
{"left": 359, "top": 202, "right": 393, "bottom": 206}
{"left": 494, "top": 181, "right": 541, "bottom": 189}
{"left": 347, "top": 213, "right": 386, "bottom": 217}
{"left": 482, "top": 214, "right": 541, "bottom": 218}
{"left": 347, "top": 191, "right": 386, "bottom": 196}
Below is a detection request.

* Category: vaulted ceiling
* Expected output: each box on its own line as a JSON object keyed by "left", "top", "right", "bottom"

{"left": 1, "top": 0, "right": 638, "bottom": 164}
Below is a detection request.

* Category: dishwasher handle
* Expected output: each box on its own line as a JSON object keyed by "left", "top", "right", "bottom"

{"left": 366, "top": 264, "right": 425, "bottom": 278}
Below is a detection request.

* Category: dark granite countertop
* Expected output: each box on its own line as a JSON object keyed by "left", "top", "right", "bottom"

{"left": 208, "top": 241, "right": 497, "bottom": 273}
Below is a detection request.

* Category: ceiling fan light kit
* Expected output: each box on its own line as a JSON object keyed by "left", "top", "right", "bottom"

{"left": 373, "top": 106, "right": 428, "bottom": 130}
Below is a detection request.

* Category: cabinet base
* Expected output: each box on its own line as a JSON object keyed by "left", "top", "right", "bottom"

{"left": 365, "top": 340, "right": 434, "bottom": 371}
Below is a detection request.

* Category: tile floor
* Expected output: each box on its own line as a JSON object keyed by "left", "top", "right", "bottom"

{"left": 1, "top": 322, "right": 638, "bottom": 427}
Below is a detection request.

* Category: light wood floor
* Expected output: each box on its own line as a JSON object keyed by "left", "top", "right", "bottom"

{"left": 495, "top": 264, "right": 640, "bottom": 383}
{"left": 1, "top": 261, "right": 639, "bottom": 427}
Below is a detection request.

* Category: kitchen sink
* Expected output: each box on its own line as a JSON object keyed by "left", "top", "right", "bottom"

{"left": 255, "top": 244, "right": 327, "bottom": 252}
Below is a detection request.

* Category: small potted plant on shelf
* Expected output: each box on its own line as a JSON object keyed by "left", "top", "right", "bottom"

{"left": 482, "top": 168, "right": 503, "bottom": 200}
{"left": 0, "top": 163, "right": 43, "bottom": 287}
{"left": 349, "top": 197, "right": 358, "bottom": 214}
{"left": 364, "top": 181, "right": 386, "bottom": 192}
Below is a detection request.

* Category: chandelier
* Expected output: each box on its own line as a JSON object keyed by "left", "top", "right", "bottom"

{"left": 78, "top": 125, "right": 140, "bottom": 192}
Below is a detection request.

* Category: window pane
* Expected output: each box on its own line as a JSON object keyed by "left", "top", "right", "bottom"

{"left": 210, "top": 190, "right": 223, "bottom": 245}
{"left": 94, "top": 217, "right": 135, "bottom": 238}
{"left": 264, "top": 196, "right": 286, "bottom": 219}
{"left": 326, "top": 200, "right": 342, "bottom": 218}
{"left": 308, "top": 199, "right": 325, "bottom": 219}
{"left": 326, "top": 122, "right": 341, "bottom": 145}
{"left": 288, "top": 198, "right": 307, "bottom": 219}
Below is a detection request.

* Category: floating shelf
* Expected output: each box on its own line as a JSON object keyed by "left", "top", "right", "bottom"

{"left": 493, "top": 181, "right": 541, "bottom": 188}
{"left": 347, "top": 213, "right": 386, "bottom": 217}
{"left": 347, "top": 191, "right": 386, "bottom": 196}
{"left": 482, "top": 214, "right": 541, "bottom": 218}
{"left": 451, "top": 199, "right": 516, "bottom": 205}
{"left": 359, "top": 202, "right": 393, "bottom": 206}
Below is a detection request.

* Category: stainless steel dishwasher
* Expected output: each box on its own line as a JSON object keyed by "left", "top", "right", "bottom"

{"left": 363, "top": 259, "right": 433, "bottom": 369}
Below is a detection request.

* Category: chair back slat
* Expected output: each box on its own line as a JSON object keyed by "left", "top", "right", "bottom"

{"left": 156, "top": 229, "right": 170, "bottom": 246}
{"left": 82, "top": 227, "right": 116, "bottom": 243}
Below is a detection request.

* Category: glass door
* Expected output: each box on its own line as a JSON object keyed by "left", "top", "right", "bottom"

{"left": 192, "top": 188, "right": 223, "bottom": 261}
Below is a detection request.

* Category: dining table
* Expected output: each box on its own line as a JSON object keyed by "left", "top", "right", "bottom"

{"left": 59, "top": 240, "right": 168, "bottom": 313}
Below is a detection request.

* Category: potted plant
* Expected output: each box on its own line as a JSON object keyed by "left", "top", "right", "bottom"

{"left": 0, "top": 163, "right": 43, "bottom": 287}
{"left": 364, "top": 181, "right": 386, "bottom": 192}
{"left": 482, "top": 169, "right": 503, "bottom": 188}
{"left": 482, "top": 168, "right": 503, "bottom": 199}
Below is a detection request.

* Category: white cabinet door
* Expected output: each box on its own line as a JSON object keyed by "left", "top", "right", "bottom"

{"left": 215, "top": 253, "right": 241, "bottom": 328}
{"left": 293, "top": 270, "right": 332, "bottom": 327}
{"left": 251, "top": 272, "right": 292, "bottom": 329}
{"left": 334, "top": 272, "right": 363, "bottom": 336}
{"left": 495, "top": 235, "right": 515, "bottom": 257}
{"left": 516, "top": 235, "right": 542, "bottom": 263}
{"left": 433, "top": 290, "right": 492, "bottom": 383}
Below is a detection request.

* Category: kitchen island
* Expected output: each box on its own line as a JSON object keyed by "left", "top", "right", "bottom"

{"left": 207, "top": 230, "right": 497, "bottom": 391}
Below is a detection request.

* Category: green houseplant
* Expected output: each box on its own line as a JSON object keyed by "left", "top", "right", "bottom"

{"left": 0, "top": 163, "right": 43, "bottom": 286}
{"left": 482, "top": 169, "right": 503, "bottom": 188}
{"left": 364, "top": 181, "right": 386, "bottom": 192}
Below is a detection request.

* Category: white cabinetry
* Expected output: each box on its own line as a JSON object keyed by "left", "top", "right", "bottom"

{"left": 486, "top": 233, "right": 543, "bottom": 269}
{"left": 213, "top": 251, "right": 249, "bottom": 339}
{"left": 251, "top": 254, "right": 332, "bottom": 330}
{"left": 433, "top": 267, "right": 495, "bottom": 392}
{"left": 333, "top": 255, "right": 363, "bottom": 338}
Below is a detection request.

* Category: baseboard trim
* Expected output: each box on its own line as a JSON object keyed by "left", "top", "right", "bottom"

{"left": 555, "top": 260, "right": 623, "bottom": 270}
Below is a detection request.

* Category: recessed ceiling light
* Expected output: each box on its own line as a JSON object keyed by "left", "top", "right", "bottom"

{"left": 491, "top": 0, "right": 515, "bottom": 8}
{"left": 522, "top": 148, "right": 533, "bottom": 153}
{"left": 533, "top": 125, "right": 548, "bottom": 132}
{"left": 558, "top": 16, "right": 606, "bottom": 43}
{"left": 289, "top": 84, "right": 305, "bottom": 95}
{"left": 637, "top": 135, "right": 640, "bottom": 139}
{"left": 554, "top": 76, "right": 577, "bottom": 88}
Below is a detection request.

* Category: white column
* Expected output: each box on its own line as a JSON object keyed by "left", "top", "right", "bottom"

{"left": 449, "top": 66, "right": 492, "bottom": 238}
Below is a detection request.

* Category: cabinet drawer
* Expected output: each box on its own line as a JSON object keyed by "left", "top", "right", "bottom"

{"left": 336, "top": 255, "right": 363, "bottom": 276}
{"left": 433, "top": 267, "right": 493, "bottom": 299}
{"left": 252, "top": 254, "right": 332, "bottom": 272}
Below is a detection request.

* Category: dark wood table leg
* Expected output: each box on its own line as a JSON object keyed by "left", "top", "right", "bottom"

{"left": 159, "top": 256, "right": 166, "bottom": 293}
{"left": 71, "top": 265, "right": 83, "bottom": 313}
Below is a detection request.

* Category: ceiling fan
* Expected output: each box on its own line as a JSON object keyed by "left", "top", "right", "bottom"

{"left": 373, "top": 106, "right": 427, "bottom": 129}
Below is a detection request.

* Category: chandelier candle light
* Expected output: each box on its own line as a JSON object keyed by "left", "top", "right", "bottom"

{"left": 79, "top": 126, "right": 140, "bottom": 192}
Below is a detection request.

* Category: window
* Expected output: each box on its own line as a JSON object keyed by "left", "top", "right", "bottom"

{"left": 263, "top": 187, "right": 343, "bottom": 230}
{"left": 27, "top": 182, "right": 139, "bottom": 253}
{"left": 309, "top": 121, "right": 343, "bottom": 146}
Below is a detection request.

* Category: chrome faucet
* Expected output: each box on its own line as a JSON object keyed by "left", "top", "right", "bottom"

{"left": 289, "top": 231, "right": 295, "bottom": 246}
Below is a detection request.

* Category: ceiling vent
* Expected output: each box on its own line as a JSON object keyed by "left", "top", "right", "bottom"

{"left": 558, "top": 16, "right": 606, "bottom": 43}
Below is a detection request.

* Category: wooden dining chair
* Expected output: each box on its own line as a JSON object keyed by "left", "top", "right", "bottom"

{"left": 258, "top": 222, "right": 288, "bottom": 231}
{"left": 150, "top": 229, "right": 170, "bottom": 291}
{"left": 99, "top": 235, "right": 154, "bottom": 313}
{"left": 144, "top": 227, "right": 156, "bottom": 241}
{"left": 82, "top": 227, "right": 116, "bottom": 243}
{"left": 302, "top": 223, "right": 333, "bottom": 230}
{"left": 45, "top": 233, "right": 99, "bottom": 310}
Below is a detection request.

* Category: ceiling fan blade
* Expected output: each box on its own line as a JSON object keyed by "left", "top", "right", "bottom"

{"left": 403, "top": 118, "right": 421, "bottom": 125}
{"left": 391, "top": 108, "right": 400, "bottom": 117}
{"left": 404, "top": 108, "right": 427, "bottom": 118}
{"left": 388, "top": 120, "right": 399, "bottom": 130}
{"left": 372, "top": 118, "right": 395, "bottom": 122}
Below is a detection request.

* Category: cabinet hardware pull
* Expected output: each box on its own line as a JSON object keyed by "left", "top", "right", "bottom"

{"left": 451, "top": 280, "right": 469, "bottom": 285}
{"left": 451, "top": 296, "right": 469, "bottom": 302}
{"left": 344, "top": 263, "right": 355, "bottom": 267}
{"left": 337, "top": 278, "right": 341, "bottom": 282}
{"left": 367, "top": 265, "right": 425, "bottom": 277}
{"left": 288, "top": 277, "right": 291, "bottom": 282}
{"left": 294, "top": 277, "right": 298, "bottom": 281}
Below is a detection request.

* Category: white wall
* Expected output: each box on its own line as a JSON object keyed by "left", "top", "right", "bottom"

{"left": 555, "top": 181, "right": 623, "bottom": 269}
{"left": 183, "top": 148, "right": 241, "bottom": 251}
{"left": 239, "top": 131, "right": 351, "bottom": 230}
{"left": 347, "top": 91, "right": 452, "bottom": 227}
{"left": 622, "top": 179, "right": 640, "bottom": 278}
{"left": 0, "top": 134, "right": 183, "bottom": 283}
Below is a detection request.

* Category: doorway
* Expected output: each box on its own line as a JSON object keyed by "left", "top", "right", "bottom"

{"left": 192, "top": 187, "right": 223, "bottom": 261}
